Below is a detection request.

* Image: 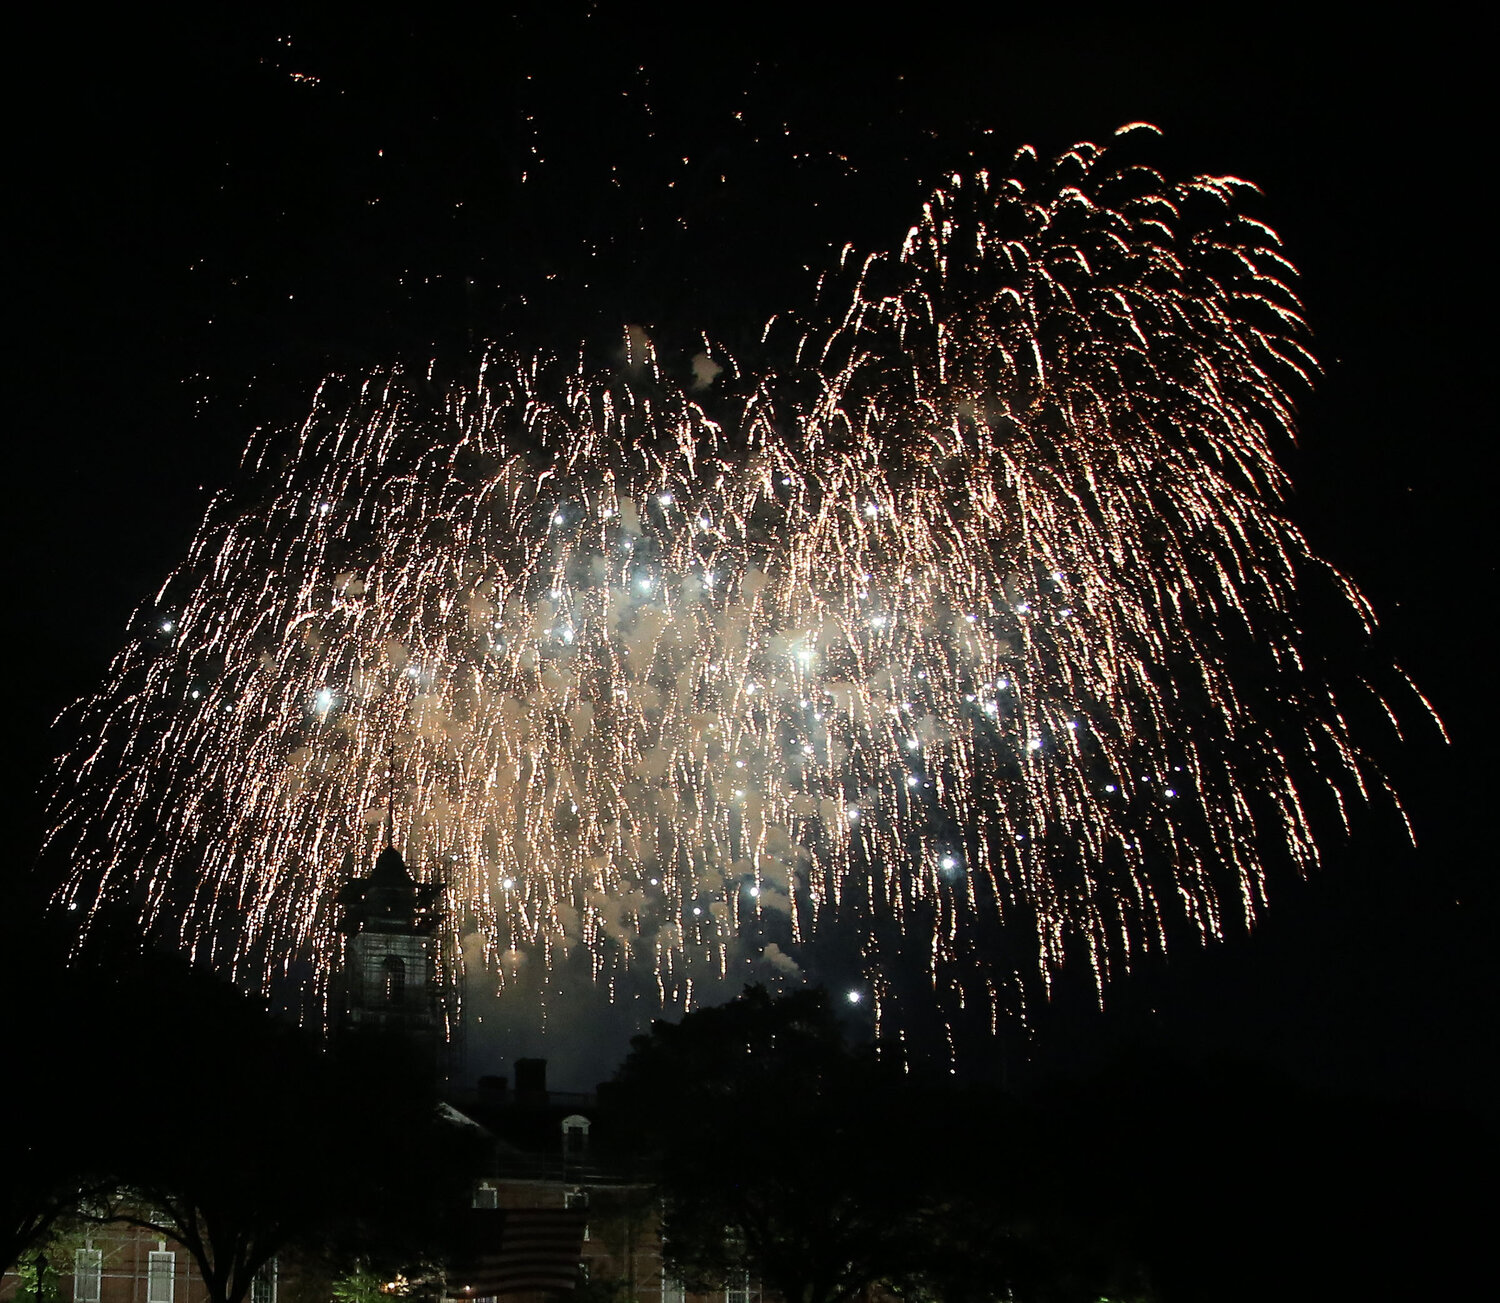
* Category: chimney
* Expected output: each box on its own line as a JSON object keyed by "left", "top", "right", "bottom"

{"left": 515, "top": 1057, "right": 549, "bottom": 1105}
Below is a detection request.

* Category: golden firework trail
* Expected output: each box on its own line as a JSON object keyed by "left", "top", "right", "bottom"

{"left": 47, "top": 126, "right": 1434, "bottom": 1027}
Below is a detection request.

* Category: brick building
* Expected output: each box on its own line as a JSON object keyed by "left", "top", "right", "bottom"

{"left": 444, "top": 1064, "right": 763, "bottom": 1303}
{"left": 1, "top": 1227, "right": 276, "bottom": 1303}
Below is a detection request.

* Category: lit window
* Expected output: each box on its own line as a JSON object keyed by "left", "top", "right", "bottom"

{"left": 250, "top": 1260, "right": 277, "bottom": 1303}
{"left": 74, "top": 1249, "right": 102, "bottom": 1303}
{"left": 147, "top": 1252, "right": 175, "bottom": 1303}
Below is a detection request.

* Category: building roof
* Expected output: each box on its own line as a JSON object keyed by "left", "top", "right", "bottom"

{"left": 337, "top": 843, "right": 442, "bottom": 934}
{"left": 372, "top": 843, "right": 416, "bottom": 888}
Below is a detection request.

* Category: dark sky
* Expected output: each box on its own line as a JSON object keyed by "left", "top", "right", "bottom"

{"left": 15, "top": 8, "right": 1488, "bottom": 1106}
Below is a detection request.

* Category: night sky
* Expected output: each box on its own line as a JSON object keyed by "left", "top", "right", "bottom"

{"left": 15, "top": 9, "right": 1488, "bottom": 1108}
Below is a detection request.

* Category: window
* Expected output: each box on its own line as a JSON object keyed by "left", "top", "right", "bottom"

{"left": 564, "top": 1188, "right": 589, "bottom": 1211}
{"left": 147, "top": 1252, "right": 175, "bottom": 1303}
{"left": 725, "top": 1273, "right": 756, "bottom": 1303}
{"left": 472, "top": 1183, "right": 499, "bottom": 1210}
{"left": 250, "top": 1260, "right": 277, "bottom": 1303}
{"left": 73, "top": 1249, "right": 102, "bottom": 1303}
{"left": 382, "top": 955, "right": 406, "bottom": 1005}
{"left": 661, "top": 1277, "right": 686, "bottom": 1303}
{"left": 561, "top": 1114, "right": 590, "bottom": 1156}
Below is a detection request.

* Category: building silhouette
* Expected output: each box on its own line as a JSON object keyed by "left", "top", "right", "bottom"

{"left": 333, "top": 836, "right": 453, "bottom": 1081}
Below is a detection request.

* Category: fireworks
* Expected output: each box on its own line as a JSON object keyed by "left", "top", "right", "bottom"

{"left": 47, "top": 126, "right": 1432, "bottom": 1029}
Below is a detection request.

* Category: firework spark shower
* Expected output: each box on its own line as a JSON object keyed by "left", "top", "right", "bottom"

{"left": 47, "top": 127, "right": 1434, "bottom": 1031}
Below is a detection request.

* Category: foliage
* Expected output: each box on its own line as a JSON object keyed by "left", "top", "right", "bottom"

{"left": 613, "top": 985, "right": 935, "bottom": 1303}
{"left": 3, "top": 916, "right": 479, "bottom": 1303}
{"left": 2, "top": 912, "right": 113, "bottom": 1274}
{"left": 610, "top": 984, "right": 1163, "bottom": 1303}
{"left": 329, "top": 1266, "right": 395, "bottom": 1303}
{"left": 6, "top": 1250, "right": 66, "bottom": 1303}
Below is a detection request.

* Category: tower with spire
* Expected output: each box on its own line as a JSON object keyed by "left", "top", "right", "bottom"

{"left": 335, "top": 827, "right": 443, "bottom": 1044}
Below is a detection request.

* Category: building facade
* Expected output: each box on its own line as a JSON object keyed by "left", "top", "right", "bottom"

{"left": 2, "top": 1227, "right": 275, "bottom": 1303}
{"left": 447, "top": 1068, "right": 767, "bottom": 1303}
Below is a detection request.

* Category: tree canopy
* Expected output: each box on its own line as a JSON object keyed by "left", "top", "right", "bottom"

{"left": 614, "top": 985, "right": 914, "bottom": 1303}
{"left": 3, "top": 916, "right": 480, "bottom": 1298}
{"left": 609, "top": 984, "right": 1157, "bottom": 1303}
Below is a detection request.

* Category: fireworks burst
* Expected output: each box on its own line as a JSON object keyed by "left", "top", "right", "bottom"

{"left": 48, "top": 126, "right": 1433, "bottom": 1031}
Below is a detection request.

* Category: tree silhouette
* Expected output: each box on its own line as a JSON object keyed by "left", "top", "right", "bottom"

{"left": 611, "top": 986, "right": 930, "bottom": 1303}
{"left": 3, "top": 912, "right": 479, "bottom": 1301}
